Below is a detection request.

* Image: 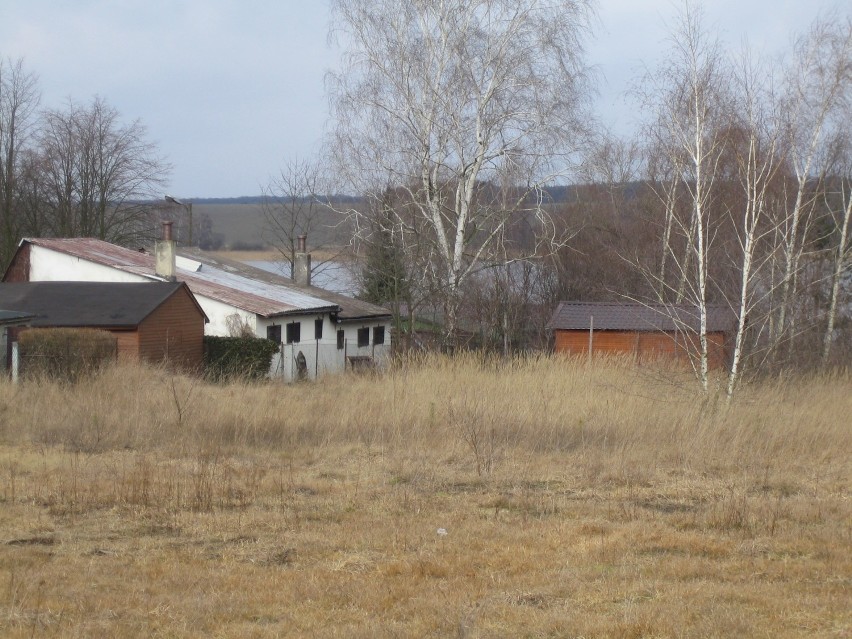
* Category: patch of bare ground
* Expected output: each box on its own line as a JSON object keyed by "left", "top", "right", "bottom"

{"left": 0, "top": 355, "right": 848, "bottom": 637}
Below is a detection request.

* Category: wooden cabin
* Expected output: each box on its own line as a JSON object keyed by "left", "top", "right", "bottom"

{"left": 547, "top": 301, "right": 734, "bottom": 369}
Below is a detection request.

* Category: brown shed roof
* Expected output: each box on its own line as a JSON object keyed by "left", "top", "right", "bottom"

{"left": 546, "top": 301, "right": 735, "bottom": 333}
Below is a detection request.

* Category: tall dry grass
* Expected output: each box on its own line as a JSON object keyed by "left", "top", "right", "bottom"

{"left": 0, "top": 354, "right": 848, "bottom": 637}
{"left": 1, "top": 353, "right": 847, "bottom": 470}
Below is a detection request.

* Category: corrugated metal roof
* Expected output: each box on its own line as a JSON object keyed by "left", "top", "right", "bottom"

{"left": 0, "top": 281, "right": 200, "bottom": 328}
{"left": 175, "top": 249, "right": 392, "bottom": 321}
{"left": 546, "top": 301, "right": 735, "bottom": 333}
{"left": 19, "top": 238, "right": 364, "bottom": 318}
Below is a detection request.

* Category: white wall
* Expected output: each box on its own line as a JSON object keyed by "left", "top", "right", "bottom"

{"left": 259, "top": 314, "right": 341, "bottom": 381}
{"left": 201, "top": 299, "right": 256, "bottom": 337}
{"left": 30, "top": 246, "right": 144, "bottom": 283}
{"left": 258, "top": 315, "right": 393, "bottom": 381}
{"left": 337, "top": 320, "right": 393, "bottom": 367}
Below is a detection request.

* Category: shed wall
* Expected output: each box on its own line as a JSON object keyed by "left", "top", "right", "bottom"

{"left": 3, "top": 244, "right": 30, "bottom": 282}
{"left": 137, "top": 288, "right": 204, "bottom": 370}
{"left": 554, "top": 329, "right": 729, "bottom": 369}
{"left": 114, "top": 331, "right": 140, "bottom": 360}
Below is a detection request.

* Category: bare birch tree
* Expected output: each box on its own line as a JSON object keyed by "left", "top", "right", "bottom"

{"left": 821, "top": 144, "right": 852, "bottom": 365}
{"left": 634, "top": 2, "right": 730, "bottom": 391}
{"left": 327, "top": 0, "right": 595, "bottom": 346}
{"left": 772, "top": 15, "right": 852, "bottom": 358}
{"left": 724, "top": 49, "right": 785, "bottom": 397}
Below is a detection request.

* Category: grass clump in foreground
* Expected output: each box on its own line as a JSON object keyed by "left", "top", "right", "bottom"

{"left": 0, "top": 354, "right": 848, "bottom": 638}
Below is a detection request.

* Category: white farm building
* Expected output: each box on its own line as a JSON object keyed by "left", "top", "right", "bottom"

{"left": 3, "top": 231, "right": 392, "bottom": 380}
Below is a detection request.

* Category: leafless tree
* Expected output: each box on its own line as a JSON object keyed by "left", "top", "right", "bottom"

{"left": 724, "top": 48, "right": 785, "bottom": 397}
{"left": 37, "top": 96, "right": 169, "bottom": 246}
{"left": 0, "top": 58, "right": 40, "bottom": 267}
{"left": 821, "top": 142, "right": 852, "bottom": 366}
{"left": 583, "top": 129, "right": 643, "bottom": 219}
{"left": 633, "top": 2, "right": 731, "bottom": 391}
{"left": 772, "top": 15, "right": 852, "bottom": 357}
{"left": 327, "top": 0, "right": 596, "bottom": 347}
{"left": 623, "top": 6, "right": 852, "bottom": 390}
{"left": 262, "top": 157, "right": 338, "bottom": 280}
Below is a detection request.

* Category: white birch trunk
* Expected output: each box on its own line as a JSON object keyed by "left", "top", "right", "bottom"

{"left": 821, "top": 184, "right": 851, "bottom": 365}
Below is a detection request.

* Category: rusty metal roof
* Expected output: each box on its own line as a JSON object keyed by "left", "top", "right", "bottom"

{"left": 18, "top": 238, "right": 389, "bottom": 320}
{"left": 177, "top": 249, "right": 392, "bottom": 321}
{"left": 546, "top": 301, "right": 735, "bottom": 333}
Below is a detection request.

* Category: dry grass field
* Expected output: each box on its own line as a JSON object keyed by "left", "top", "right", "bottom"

{"left": 0, "top": 355, "right": 849, "bottom": 638}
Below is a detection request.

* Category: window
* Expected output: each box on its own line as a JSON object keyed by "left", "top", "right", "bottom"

{"left": 314, "top": 318, "right": 323, "bottom": 340}
{"left": 373, "top": 326, "right": 385, "bottom": 345}
{"left": 337, "top": 329, "right": 345, "bottom": 350}
{"left": 286, "top": 322, "right": 301, "bottom": 344}
{"left": 266, "top": 325, "right": 281, "bottom": 343}
{"left": 357, "top": 327, "right": 370, "bottom": 347}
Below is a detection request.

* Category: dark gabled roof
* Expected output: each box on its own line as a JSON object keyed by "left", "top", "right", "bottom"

{"left": 546, "top": 301, "right": 735, "bottom": 333}
{"left": 0, "top": 309, "right": 35, "bottom": 325}
{"left": 0, "top": 282, "right": 206, "bottom": 328}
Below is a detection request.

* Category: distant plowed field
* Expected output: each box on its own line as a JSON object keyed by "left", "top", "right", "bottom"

{"left": 196, "top": 202, "right": 355, "bottom": 250}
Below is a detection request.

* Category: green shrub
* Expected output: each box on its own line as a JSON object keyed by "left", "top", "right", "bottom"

{"left": 203, "top": 335, "right": 279, "bottom": 381}
{"left": 19, "top": 328, "right": 117, "bottom": 382}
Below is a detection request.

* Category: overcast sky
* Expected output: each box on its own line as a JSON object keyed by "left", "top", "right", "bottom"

{"left": 0, "top": 1, "right": 844, "bottom": 198}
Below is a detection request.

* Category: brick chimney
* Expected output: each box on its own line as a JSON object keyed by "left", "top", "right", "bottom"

{"left": 294, "top": 234, "right": 311, "bottom": 286}
{"left": 155, "top": 221, "right": 176, "bottom": 281}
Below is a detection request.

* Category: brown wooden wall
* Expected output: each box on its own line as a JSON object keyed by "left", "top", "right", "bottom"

{"left": 554, "top": 329, "right": 729, "bottom": 370}
{"left": 136, "top": 287, "right": 204, "bottom": 371}
{"left": 3, "top": 243, "right": 30, "bottom": 282}
{"left": 114, "top": 331, "right": 140, "bottom": 360}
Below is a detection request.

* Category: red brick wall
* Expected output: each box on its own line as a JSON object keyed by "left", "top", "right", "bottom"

{"left": 554, "top": 329, "right": 729, "bottom": 369}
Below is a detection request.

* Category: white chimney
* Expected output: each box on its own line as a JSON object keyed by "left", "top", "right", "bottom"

{"left": 294, "top": 234, "right": 311, "bottom": 286}
{"left": 155, "top": 221, "right": 177, "bottom": 281}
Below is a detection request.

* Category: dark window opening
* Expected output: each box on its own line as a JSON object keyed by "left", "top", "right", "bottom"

{"left": 315, "top": 318, "right": 323, "bottom": 340}
{"left": 337, "top": 329, "right": 345, "bottom": 350}
{"left": 286, "top": 322, "right": 301, "bottom": 344}
{"left": 266, "top": 325, "right": 281, "bottom": 343}
{"left": 357, "top": 327, "right": 370, "bottom": 347}
{"left": 373, "top": 326, "right": 385, "bottom": 345}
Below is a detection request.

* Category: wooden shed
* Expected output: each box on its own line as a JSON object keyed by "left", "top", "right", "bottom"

{"left": 0, "top": 281, "right": 207, "bottom": 372}
{"left": 547, "top": 301, "right": 734, "bottom": 369}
